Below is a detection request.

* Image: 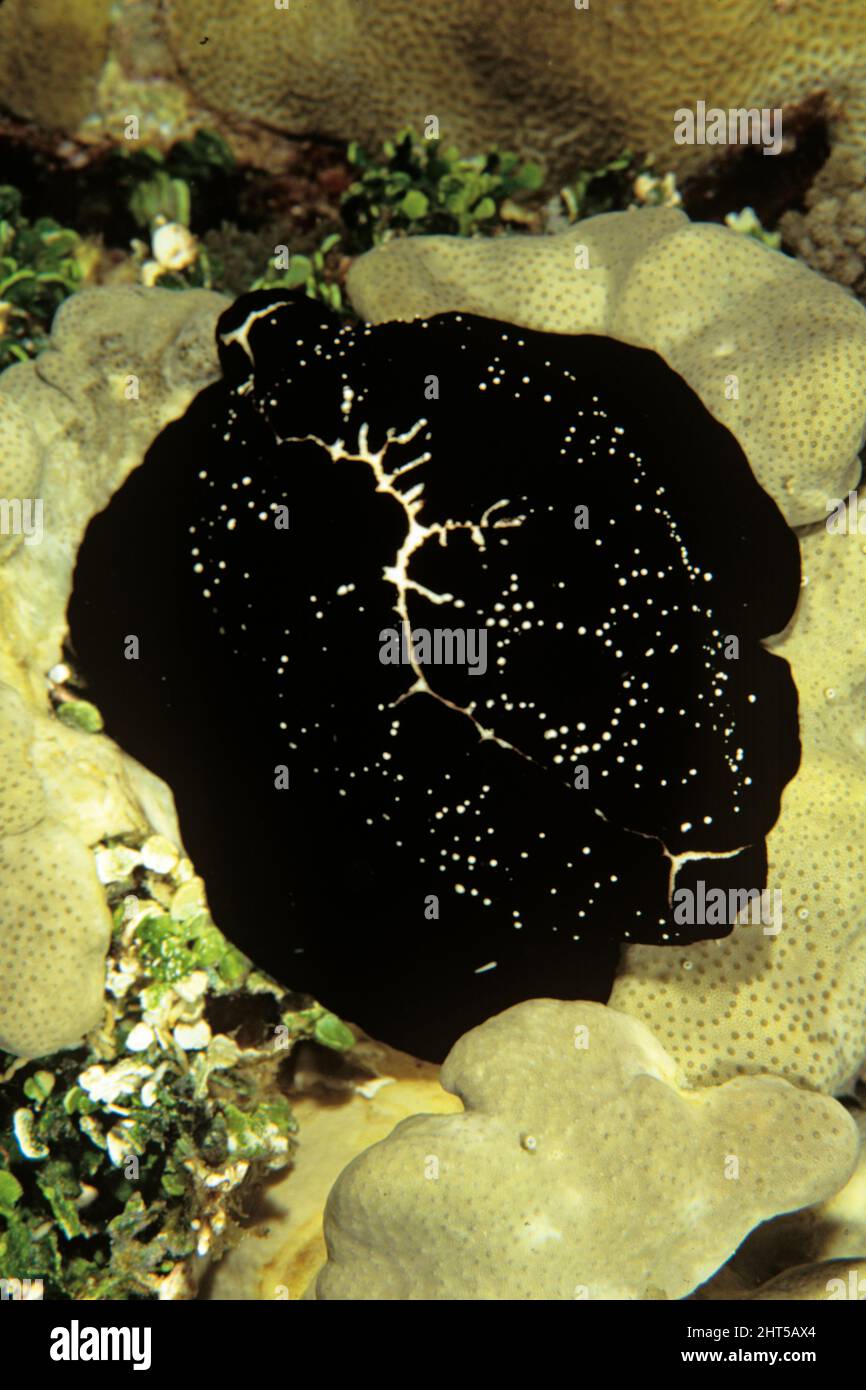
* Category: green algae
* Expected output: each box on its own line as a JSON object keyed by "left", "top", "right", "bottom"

{"left": 341, "top": 128, "right": 543, "bottom": 251}
{"left": 0, "top": 185, "right": 87, "bottom": 369}
{"left": 0, "top": 829, "right": 354, "bottom": 1299}
{"left": 55, "top": 699, "right": 104, "bottom": 734}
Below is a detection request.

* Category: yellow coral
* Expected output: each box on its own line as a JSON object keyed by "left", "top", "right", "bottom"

{"left": 161, "top": 0, "right": 866, "bottom": 186}
{"left": 311, "top": 1001, "right": 859, "bottom": 1300}
{"left": 348, "top": 209, "right": 866, "bottom": 530}
{"left": 0, "top": 0, "right": 111, "bottom": 130}
{"left": 0, "top": 286, "right": 228, "bottom": 1057}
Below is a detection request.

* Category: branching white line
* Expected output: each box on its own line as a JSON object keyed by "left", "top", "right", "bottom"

{"left": 281, "top": 418, "right": 535, "bottom": 756}
{"left": 593, "top": 807, "right": 749, "bottom": 904}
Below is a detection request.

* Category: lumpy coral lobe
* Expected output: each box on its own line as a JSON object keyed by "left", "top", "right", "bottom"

{"left": 69, "top": 292, "right": 800, "bottom": 1059}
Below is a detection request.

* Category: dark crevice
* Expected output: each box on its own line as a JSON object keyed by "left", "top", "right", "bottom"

{"left": 0, "top": 124, "right": 348, "bottom": 250}
{"left": 680, "top": 94, "right": 833, "bottom": 230}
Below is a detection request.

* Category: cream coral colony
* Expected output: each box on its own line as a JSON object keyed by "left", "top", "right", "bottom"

{"left": 68, "top": 292, "right": 801, "bottom": 1060}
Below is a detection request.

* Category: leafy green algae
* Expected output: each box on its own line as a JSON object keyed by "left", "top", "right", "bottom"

{"left": 0, "top": 830, "right": 351, "bottom": 1300}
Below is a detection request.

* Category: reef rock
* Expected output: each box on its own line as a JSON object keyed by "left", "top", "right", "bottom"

{"left": 0, "top": 285, "right": 227, "bottom": 1055}
{"left": 3, "top": 1, "right": 866, "bottom": 223}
